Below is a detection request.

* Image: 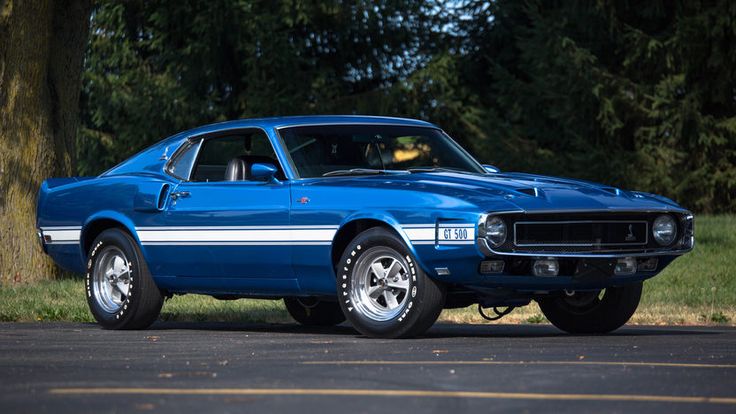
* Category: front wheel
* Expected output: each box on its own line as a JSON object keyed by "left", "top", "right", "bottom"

{"left": 337, "top": 228, "right": 445, "bottom": 338}
{"left": 537, "top": 282, "right": 643, "bottom": 334}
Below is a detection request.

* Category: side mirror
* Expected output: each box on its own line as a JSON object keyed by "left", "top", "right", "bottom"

{"left": 483, "top": 164, "right": 501, "bottom": 174}
{"left": 250, "top": 163, "right": 279, "bottom": 183}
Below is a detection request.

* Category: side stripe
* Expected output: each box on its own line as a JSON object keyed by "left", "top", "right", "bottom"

{"left": 136, "top": 225, "right": 340, "bottom": 231}
{"left": 39, "top": 223, "right": 477, "bottom": 246}
{"left": 402, "top": 223, "right": 476, "bottom": 245}
{"left": 39, "top": 227, "right": 82, "bottom": 245}
{"left": 137, "top": 228, "right": 336, "bottom": 244}
{"left": 403, "top": 228, "right": 435, "bottom": 242}
{"left": 142, "top": 241, "right": 331, "bottom": 246}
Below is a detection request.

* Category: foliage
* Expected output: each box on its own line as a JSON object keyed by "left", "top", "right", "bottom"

{"left": 79, "top": 0, "right": 736, "bottom": 212}
{"left": 78, "top": 0, "right": 441, "bottom": 174}
{"left": 451, "top": 0, "right": 736, "bottom": 212}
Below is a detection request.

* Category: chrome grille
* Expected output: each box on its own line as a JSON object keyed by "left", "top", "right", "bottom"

{"left": 485, "top": 211, "right": 693, "bottom": 255}
{"left": 514, "top": 221, "right": 648, "bottom": 247}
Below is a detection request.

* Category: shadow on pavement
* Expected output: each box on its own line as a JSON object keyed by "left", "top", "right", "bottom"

{"left": 131, "top": 321, "right": 728, "bottom": 339}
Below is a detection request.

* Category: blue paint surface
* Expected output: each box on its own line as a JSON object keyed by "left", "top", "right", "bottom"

{"left": 36, "top": 116, "right": 693, "bottom": 298}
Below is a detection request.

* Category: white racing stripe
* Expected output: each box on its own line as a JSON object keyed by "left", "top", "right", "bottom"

{"left": 142, "top": 241, "right": 332, "bottom": 246}
{"left": 137, "top": 227, "right": 336, "bottom": 245}
{"left": 39, "top": 227, "right": 82, "bottom": 245}
{"left": 403, "top": 228, "right": 436, "bottom": 242}
{"left": 437, "top": 223, "right": 475, "bottom": 245}
{"left": 137, "top": 225, "right": 340, "bottom": 231}
{"left": 39, "top": 223, "right": 477, "bottom": 247}
{"left": 404, "top": 223, "right": 476, "bottom": 245}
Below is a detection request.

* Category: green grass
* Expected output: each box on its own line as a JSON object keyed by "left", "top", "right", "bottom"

{"left": 0, "top": 279, "right": 291, "bottom": 324}
{"left": 641, "top": 215, "right": 736, "bottom": 324}
{"left": 1, "top": 215, "right": 734, "bottom": 325}
{"left": 642, "top": 215, "right": 736, "bottom": 307}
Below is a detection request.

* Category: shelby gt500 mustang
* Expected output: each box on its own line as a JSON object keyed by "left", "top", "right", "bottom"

{"left": 37, "top": 116, "right": 694, "bottom": 338}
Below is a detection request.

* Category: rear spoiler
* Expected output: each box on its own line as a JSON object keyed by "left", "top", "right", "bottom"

{"left": 42, "top": 176, "right": 95, "bottom": 190}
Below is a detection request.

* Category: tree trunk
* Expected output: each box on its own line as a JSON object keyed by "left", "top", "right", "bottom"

{"left": 0, "top": 0, "right": 92, "bottom": 283}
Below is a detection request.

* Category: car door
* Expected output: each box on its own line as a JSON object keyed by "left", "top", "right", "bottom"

{"left": 144, "top": 129, "right": 296, "bottom": 293}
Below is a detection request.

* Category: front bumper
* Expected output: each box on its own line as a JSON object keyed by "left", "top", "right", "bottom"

{"left": 465, "top": 255, "right": 677, "bottom": 292}
{"left": 470, "top": 212, "right": 693, "bottom": 288}
{"left": 476, "top": 237, "right": 694, "bottom": 258}
{"left": 476, "top": 211, "right": 695, "bottom": 259}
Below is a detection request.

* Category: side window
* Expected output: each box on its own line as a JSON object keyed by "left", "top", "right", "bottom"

{"left": 190, "top": 130, "right": 285, "bottom": 182}
{"left": 166, "top": 139, "right": 201, "bottom": 180}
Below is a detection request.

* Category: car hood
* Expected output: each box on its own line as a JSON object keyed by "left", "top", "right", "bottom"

{"left": 311, "top": 171, "right": 688, "bottom": 213}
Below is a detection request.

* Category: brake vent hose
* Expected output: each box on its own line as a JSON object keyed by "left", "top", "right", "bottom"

{"left": 478, "top": 305, "right": 515, "bottom": 321}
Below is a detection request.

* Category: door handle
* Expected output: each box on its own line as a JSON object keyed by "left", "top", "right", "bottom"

{"left": 170, "top": 191, "right": 190, "bottom": 200}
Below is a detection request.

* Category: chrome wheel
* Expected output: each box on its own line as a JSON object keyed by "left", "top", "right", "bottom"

{"left": 92, "top": 246, "right": 131, "bottom": 313}
{"left": 338, "top": 227, "right": 447, "bottom": 338}
{"left": 351, "top": 247, "right": 411, "bottom": 321}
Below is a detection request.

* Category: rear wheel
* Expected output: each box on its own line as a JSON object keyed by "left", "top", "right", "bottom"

{"left": 284, "top": 298, "right": 345, "bottom": 326}
{"left": 537, "top": 282, "right": 643, "bottom": 334}
{"left": 86, "top": 228, "right": 163, "bottom": 329}
{"left": 337, "top": 228, "right": 445, "bottom": 338}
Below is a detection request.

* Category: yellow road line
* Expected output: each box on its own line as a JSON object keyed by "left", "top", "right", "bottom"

{"left": 302, "top": 360, "right": 736, "bottom": 369}
{"left": 48, "top": 387, "right": 736, "bottom": 405}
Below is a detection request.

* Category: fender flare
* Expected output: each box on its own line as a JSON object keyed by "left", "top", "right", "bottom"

{"left": 81, "top": 211, "right": 146, "bottom": 260}
{"left": 335, "top": 211, "right": 432, "bottom": 275}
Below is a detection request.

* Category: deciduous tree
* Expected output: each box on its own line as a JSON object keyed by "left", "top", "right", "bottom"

{"left": 0, "top": 0, "right": 93, "bottom": 282}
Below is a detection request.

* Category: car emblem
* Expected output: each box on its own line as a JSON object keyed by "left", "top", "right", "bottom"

{"left": 625, "top": 224, "right": 636, "bottom": 241}
{"left": 298, "top": 197, "right": 310, "bottom": 204}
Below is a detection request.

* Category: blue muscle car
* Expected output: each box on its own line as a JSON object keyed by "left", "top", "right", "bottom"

{"left": 37, "top": 116, "right": 694, "bottom": 337}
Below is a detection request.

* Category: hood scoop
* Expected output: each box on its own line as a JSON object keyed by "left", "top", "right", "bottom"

{"left": 516, "top": 187, "right": 542, "bottom": 197}
{"left": 601, "top": 187, "right": 622, "bottom": 196}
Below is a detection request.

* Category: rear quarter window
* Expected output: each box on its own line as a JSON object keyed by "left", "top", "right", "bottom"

{"left": 166, "top": 140, "right": 201, "bottom": 180}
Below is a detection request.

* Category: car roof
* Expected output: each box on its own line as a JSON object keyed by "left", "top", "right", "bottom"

{"left": 102, "top": 116, "right": 439, "bottom": 177}
{"left": 167, "top": 115, "right": 437, "bottom": 142}
{"left": 218, "top": 114, "right": 434, "bottom": 128}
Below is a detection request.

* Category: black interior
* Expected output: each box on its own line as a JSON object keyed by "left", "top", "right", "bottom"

{"left": 189, "top": 132, "right": 286, "bottom": 182}
{"left": 224, "top": 155, "right": 284, "bottom": 181}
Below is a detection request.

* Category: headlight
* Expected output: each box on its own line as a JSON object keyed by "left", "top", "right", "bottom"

{"left": 485, "top": 216, "right": 507, "bottom": 246}
{"left": 652, "top": 215, "right": 677, "bottom": 245}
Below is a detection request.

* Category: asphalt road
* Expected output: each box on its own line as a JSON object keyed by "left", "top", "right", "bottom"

{"left": 1, "top": 322, "right": 735, "bottom": 413}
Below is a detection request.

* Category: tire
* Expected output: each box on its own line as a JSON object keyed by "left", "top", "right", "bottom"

{"left": 537, "top": 282, "right": 643, "bottom": 334}
{"left": 284, "top": 298, "right": 346, "bottom": 326}
{"left": 336, "top": 227, "right": 445, "bottom": 338}
{"left": 85, "top": 228, "right": 163, "bottom": 329}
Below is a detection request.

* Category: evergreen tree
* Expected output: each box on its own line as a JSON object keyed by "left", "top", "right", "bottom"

{"left": 78, "top": 0, "right": 736, "bottom": 212}
{"left": 79, "top": 0, "right": 440, "bottom": 175}
{"left": 455, "top": 0, "right": 735, "bottom": 212}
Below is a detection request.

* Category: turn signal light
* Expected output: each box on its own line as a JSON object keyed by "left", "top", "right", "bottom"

{"left": 614, "top": 257, "right": 637, "bottom": 275}
{"left": 532, "top": 259, "right": 559, "bottom": 277}
{"left": 637, "top": 258, "right": 658, "bottom": 272}
{"left": 480, "top": 260, "right": 505, "bottom": 274}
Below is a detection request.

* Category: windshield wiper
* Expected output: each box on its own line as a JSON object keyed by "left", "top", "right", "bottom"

{"left": 323, "top": 167, "right": 473, "bottom": 177}
{"left": 407, "top": 167, "right": 471, "bottom": 174}
{"left": 322, "top": 168, "right": 387, "bottom": 177}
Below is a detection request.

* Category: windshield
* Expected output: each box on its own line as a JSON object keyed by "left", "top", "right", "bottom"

{"left": 280, "top": 125, "right": 484, "bottom": 178}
